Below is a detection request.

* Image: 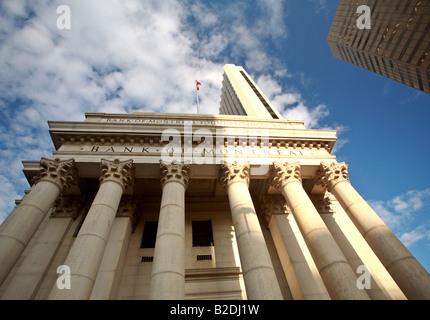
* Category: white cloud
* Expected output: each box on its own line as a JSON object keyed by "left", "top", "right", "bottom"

{"left": 0, "top": 0, "right": 338, "bottom": 222}
{"left": 256, "top": 74, "right": 329, "bottom": 128}
{"left": 400, "top": 228, "right": 429, "bottom": 247}
{"left": 389, "top": 189, "right": 430, "bottom": 215}
{"left": 309, "top": 0, "right": 330, "bottom": 16}
{"left": 368, "top": 188, "right": 430, "bottom": 248}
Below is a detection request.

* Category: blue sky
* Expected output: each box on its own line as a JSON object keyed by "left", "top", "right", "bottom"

{"left": 0, "top": 0, "right": 429, "bottom": 273}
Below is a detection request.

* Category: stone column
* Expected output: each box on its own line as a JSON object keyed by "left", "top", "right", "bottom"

{"left": 0, "top": 158, "right": 77, "bottom": 287}
{"left": 149, "top": 162, "right": 189, "bottom": 300}
{"left": 272, "top": 162, "right": 369, "bottom": 300}
{"left": 220, "top": 161, "right": 283, "bottom": 300}
{"left": 316, "top": 161, "right": 430, "bottom": 300}
{"left": 90, "top": 198, "right": 137, "bottom": 300}
{"left": 1, "top": 196, "right": 84, "bottom": 300}
{"left": 261, "top": 195, "right": 330, "bottom": 300}
{"left": 48, "top": 159, "right": 134, "bottom": 300}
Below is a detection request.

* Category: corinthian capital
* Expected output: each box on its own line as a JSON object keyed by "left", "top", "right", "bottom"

{"left": 219, "top": 161, "right": 250, "bottom": 189}
{"left": 314, "top": 162, "right": 350, "bottom": 191}
{"left": 160, "top": 161, "right": 190, "bottom": 189}
{"left": 99, "top": 159, "right": 135, "bottom": 190}
{"left": 50, "top": 195, "right": 85, "bottom": 220}
{"left": 38, "top": 158, "right": 78, "bottom": 191}
{"left": 272, "top": 162, "right": 302, "bottom": 190}
{"left": 259, "top": 195, "right": 290, "bottom": 225}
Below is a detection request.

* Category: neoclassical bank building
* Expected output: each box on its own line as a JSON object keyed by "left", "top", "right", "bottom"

{"left": 0, "top": 65, "right": 429, "bottom": 300}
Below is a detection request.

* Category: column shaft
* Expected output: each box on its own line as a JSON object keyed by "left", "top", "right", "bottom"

{"left": 0, "top": 158, "right": 76, "bottom": 287}
{"left": 331, "top": 177, "right": 430, "bottom": 299}
{"left": 149, "top": 162, "right": 189, "bottom": 300}
{"left": 149, "top": 181, "right": 186, "bottom": 300}
{"left": 48, "top": 158, "right": 133, "bottom": 300}
{"left": 273, "top": 162, "right": 369, "bottom": 300}
{"left": 221, "top": 162, "right": 283, "bottom": 300}
{"left": 90, "top": 217, "right": 132, "bottom": 300}
{"left": 269, "top": 213, "right": 330, "bottom": 300}
{"left": 0, "top": 181, "right": 60, "bottom": 287}
{"left": 48, "top": 181, "right": 123, "bottom": 299}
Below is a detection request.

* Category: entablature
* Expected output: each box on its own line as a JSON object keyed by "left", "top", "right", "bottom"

{"left": 49, "top": 112, "right": 338, "bottom": 153}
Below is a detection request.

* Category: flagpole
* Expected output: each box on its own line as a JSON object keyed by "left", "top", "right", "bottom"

{"left": 196, "top": 89, "right": 200, "bottom": 114}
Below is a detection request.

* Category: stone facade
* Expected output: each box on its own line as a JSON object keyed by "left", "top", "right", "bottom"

{"left": 1, "top": 65, "right": 429, "bottom": 300}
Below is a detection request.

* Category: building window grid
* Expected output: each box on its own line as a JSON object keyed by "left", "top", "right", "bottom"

{"left": 345, "top": 47, "right": 354, "bottom": 63}
{"left": 337, "top": 45, "right": 347, "bottom": 61}
{"left": 398, "top": 62, "right": 406, "bottom": 84}
{"left": 328, "top": 1, "right": 430, "bottom": 93}
{"left": 381, "top": 57, "right": 392, "bottom": 79}
{"left": 341, "top": 46, "right": 352, "bottom": 63}
{"left": 406, "top": 65, "right": 415, "bottom": 87}
{"left": 354, "top": 50, "right": 364, "bottom": 67}
{"left": 427, "top": 71, "right": 430, "bottom": 89}
{"left": 416, "top": 68, "right": 424, "bottom": 91}
{"left": 357, "top": 51, "right": 370, "bottom": 71}
{"left": 367, "top": 53, "right": 377, "bottom": 73}
{"left": 350, "top": 49, "right": 361, "bottom": 67}
{"left": 389, "top": 60, "right": 398, "bottom": 82}
{"left": 374, "top": 56, "right": 384, "bottom": 75}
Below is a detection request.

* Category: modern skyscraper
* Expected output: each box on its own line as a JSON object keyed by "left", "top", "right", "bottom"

{"left": 1, "top": 64, "right": 430, "bottom": 300}
{"left": 219, "top": 64, "right": 284, "bottom": 119}
{"left": 327, "top": 0, "right": 430, "bottom": 93}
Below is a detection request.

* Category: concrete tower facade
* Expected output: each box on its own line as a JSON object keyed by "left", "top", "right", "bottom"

{"left": 327, "top": 0, "right": 430, "bottom": 93}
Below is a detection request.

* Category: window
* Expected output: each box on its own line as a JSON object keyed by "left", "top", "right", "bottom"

{"left": 398, "top": 62, "right": 406, "bottom": 84}
{"left": 416, "top": 68, "right": 424, "bottom": 91}
{"left": 192, "top": 221, "right": 214, "bottom": 247}
{"left": 196, "top": 254, "right": 212, "bottom": 261}
{"left": 140, "top": 221, "right": 158, "bottom": 248}
{"left": 141, "top": 256, "right": 154, "bottom": 263}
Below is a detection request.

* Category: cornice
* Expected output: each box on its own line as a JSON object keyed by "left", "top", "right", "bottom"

{"left": 48, "top": 121, "right": 337, "bottom": 153}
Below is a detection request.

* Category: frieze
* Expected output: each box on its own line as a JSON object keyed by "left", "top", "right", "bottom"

{"left": 83, "top": 145, "right": 313, "bottom": 157}
{"left": 102, "top": 117, "right": 297, "bottom": 129}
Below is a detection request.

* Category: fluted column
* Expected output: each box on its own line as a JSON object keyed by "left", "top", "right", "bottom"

{"left": 90, "top": 197, "right": 137, "bottom": 300}
{"left": 316, "top": 161, "right": 430, "bottom": 300}
{"left": 48, "top": 159, "right": 134, "bottom": 300}
{"left": 220, "top": 161, "right": 283, "bottom": 300}
{"left": 149, "top": 162, "right": 189, "bottom": 300}
{"left": 1, "top": 196, "right": 84, "bottom": 300}
{"left": 273, "top": 162, "right": 369, "bottom": 300}
{"left": 261, "top": 195, "right": 330, "bottom": 300}
{"left": 0, "top": 158, "right": 77, "bottom": 287}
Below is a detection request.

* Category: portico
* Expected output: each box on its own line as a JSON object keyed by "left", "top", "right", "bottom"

{"left": 1, "top": 110, "right": 428, "bottom": 300}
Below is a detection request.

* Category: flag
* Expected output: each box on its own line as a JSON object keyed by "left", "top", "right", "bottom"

{"left": 196, "top": 81, "right": 201, "bottom": 91}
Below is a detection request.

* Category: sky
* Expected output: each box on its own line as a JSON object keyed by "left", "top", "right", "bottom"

{"left": 0, "top": 0, "right": 429, "bottom": 273}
